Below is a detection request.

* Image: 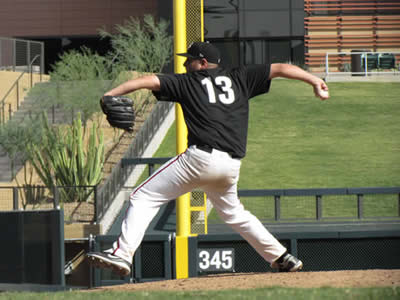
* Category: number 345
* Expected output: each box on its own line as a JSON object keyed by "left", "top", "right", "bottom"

{"left": 198, "top": 249, "right": 234, "bottom": 270}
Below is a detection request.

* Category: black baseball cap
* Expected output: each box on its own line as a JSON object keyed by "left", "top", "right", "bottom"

{"left": 177, "top": 42, "right": 221, "bottom": 64}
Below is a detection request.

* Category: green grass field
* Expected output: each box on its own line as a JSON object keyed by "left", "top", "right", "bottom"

{"left": 149, "top": 80, "right": 400, "bottom": 221}
{"left": 1, "top": 82, "right": 399, "bottom": 299}
{"left": 153, "top": 80, "right": 400, "bottom": 189}
{"left": 101, "top": 80, "right": 398, "bottom": 299}
{"left": 1, "top": 286, "right": 399, "bottom": 299}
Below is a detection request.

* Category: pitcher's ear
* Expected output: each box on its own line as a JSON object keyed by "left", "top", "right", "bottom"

{"left": 200, "top": 58, "right": 208, "bottom": 67}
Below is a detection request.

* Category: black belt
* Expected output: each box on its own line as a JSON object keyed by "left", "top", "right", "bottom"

{"left": 196, "top": 145, "right": 240, "bottom": 159}
{"left": 197, "top": 144, "right": 213, "bottom": 153}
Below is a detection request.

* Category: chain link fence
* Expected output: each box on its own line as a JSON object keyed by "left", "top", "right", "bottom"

{"left": 96, "top": 101, "right": 174, "bottom": 221}
{"left": 0, "top": 100, "right": 174, "bottom": 223}
{"left": 190, "top": 190, "right": 207, "bottom": 234}
{"left": 0, "top": 186, "right": 96, "bottom": 223}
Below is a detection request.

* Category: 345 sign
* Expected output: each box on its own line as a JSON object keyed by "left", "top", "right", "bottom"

{"left": 197, "top": 248, "right": 235, "bottom": 273}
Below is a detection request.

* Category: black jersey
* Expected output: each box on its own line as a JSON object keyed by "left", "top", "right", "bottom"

{"left": 153, "top": 64, "right": 271, "bottom": 158}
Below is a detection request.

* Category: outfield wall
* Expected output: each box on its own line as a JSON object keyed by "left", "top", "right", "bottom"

{"left": 91, "top": 220, "right": 400, "bottom": 287}
{"left": 0, "top": 210, "right": 64, "bottom": 287}
{"left": 0, "top": 208, "right": 398, "bottom": 290}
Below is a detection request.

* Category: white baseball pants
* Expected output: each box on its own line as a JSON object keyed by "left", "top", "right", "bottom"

{"left": 110, "top": 145, "right": 287, "bottom": 264}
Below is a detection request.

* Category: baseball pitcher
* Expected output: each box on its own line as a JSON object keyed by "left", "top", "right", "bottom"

{"left": 88, "top": 42, "right": 329, "bottom": 276}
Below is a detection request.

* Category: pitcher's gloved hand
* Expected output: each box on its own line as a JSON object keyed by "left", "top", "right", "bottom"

{"left": 100, "top": 96, "right": 135, "bottom": 132}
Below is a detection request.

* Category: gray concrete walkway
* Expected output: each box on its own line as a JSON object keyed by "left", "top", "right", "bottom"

{"left": 322, "top": 73, "right": 400, "bottom": 82}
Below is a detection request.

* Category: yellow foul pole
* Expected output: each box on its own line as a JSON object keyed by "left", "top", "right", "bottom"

{"left": 173, "top": 0, "right": 190, "bottom": 279}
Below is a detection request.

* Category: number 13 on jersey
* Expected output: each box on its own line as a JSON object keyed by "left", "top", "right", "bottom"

{"left": 197, "top": 248, "right": 235, "bottom": 272}
{"left": 201, "top": 76, "right": 235, "bottom": 104}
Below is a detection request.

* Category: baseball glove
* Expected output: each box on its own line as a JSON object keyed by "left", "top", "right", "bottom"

{"left": 100, "top": 96, "right": 135, "bottom": 132}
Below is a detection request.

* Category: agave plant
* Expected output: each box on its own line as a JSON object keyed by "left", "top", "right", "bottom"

{"left": 28, "top": 112, "right": 104, "bottom": 203}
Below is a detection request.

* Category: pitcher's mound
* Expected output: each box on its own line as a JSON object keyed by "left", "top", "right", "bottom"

{"left": 92, "top": 269, "right": 400, "bottom": 292}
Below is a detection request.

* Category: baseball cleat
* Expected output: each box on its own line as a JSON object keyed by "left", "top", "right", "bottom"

{"left": 271, "top": 252, "right": 303, "bottom": 272}
{"left": 87, "top": 251, "right": 131, "bottom": 276}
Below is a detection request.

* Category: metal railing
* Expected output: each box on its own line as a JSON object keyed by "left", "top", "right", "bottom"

{"left": 236, "top": 187, "right": 400, "bottom": 222}
{"left": 0, "top": 37, "right": 44, "bottom": 73}
{"left": 1, "top": 181, "right": 399, "bottom": 224}
{"left": 325, "top": 51, "right": 400, "bottom": 78}
{"left": 95, "top": 101, "right": 174, "bottom": 221}
{"left": 120, "top": 158, "right": 400, "bottom": 223}
{"left": 0, "top": 54, "right": 43, "bottom": 124}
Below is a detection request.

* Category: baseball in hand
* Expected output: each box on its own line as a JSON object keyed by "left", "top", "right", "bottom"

{"left": 319, "top": 89, "right": 329, "bottom": 99}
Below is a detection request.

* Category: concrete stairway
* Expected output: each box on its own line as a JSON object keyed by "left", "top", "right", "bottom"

{"left": 0, "top": 146, "right": 17, "bottom": 182}
{"left": 9, "top": 82, "right": 74, "bottom": 125}
{"left": 0, "top": 144, "right": 26, "bottom": 182}
{"left": 0, "top": 82, "right": 73, "bottom": 182}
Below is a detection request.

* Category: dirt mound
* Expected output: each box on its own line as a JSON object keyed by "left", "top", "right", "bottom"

{"left": 92, "top": 269, "right": 400, "bottom": 292}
